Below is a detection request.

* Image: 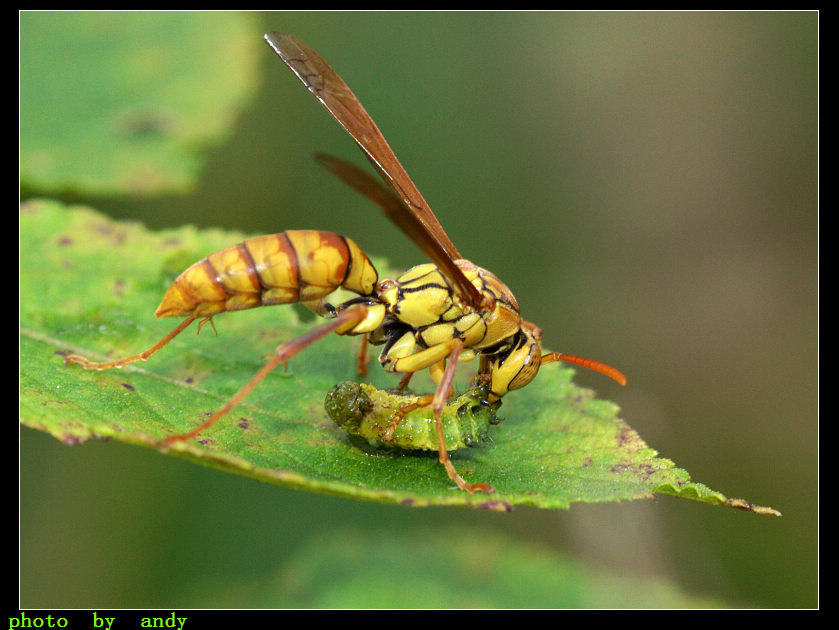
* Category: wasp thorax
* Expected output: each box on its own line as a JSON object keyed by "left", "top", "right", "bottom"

{"left": 384, "top": 263, "right": 456, "bottom": 328}
{"left": 469, "top": 265, "right": 522, "bottom": 351}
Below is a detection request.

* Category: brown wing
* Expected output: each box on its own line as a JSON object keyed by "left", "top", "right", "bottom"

{"left": 264, "top": 31, "right": 486, "bottom": 309}
{"left": 314, "top": 153, "right": 487, "bottom": 307}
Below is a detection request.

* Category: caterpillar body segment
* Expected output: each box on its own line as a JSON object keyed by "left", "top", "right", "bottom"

{"left": 325, "top": 381, "right": 502, "bottom": 452}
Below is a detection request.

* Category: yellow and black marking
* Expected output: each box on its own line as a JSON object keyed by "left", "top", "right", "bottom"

{"left": 156, "top": 230, "right": 378, "bottom": 318}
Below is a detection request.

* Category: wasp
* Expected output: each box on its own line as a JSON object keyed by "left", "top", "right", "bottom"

{"left": 65, "top": 32, "right": 626, "bottom": 494}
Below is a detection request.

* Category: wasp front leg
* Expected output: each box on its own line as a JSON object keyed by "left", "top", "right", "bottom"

{"left": 382, "top": 336, "right": 494, "bottom": 494}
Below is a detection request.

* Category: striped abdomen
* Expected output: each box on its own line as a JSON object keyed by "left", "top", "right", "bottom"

{"left": 155, "top": 230, "right": 378, "bottom": 318}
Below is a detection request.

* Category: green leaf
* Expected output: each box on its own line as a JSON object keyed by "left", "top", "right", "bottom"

{"left": 176, "top": 527, "right": 729, "bottom": 608}
{"left": 20, "top": 11, "right": 261, "bottom": 197}
{"left": 20, "top": 200, "right": 780, "bottom": 514}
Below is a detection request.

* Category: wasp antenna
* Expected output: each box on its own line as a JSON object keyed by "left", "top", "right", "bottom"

{"left": 542, "top": 352, "right": 627, "bottom": 386}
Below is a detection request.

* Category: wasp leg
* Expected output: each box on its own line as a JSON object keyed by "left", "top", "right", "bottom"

{"left": 196, "top": 316, "right": 218, "bottom": 336}
{"left": 65, "top": 315, "right": 198, "bottom": 370}
{"left": 381, "top": 341, "right": 459, "bottom": 441}
{"left": 162, "top": 305, "right": 369, "bottom": 445}
{"left": 428, "top": 359, "right": 456, "bottom": 398}
{"left": 396, "top": 372, "right": 415, "bottom": 391}
{"left": 381, "top": 357, "right": 454, "bottom": 440}
{"left": 356, "top": 335, "right": 370, "bottom": 375}
{"left": 428, "top": 340, "right": 493, "bottom": 494}
{"left": 381, "top": 394, "right": 433, "bottom": 442}
{"left": 384, "top": 338, "right": 493, "bottom": 494}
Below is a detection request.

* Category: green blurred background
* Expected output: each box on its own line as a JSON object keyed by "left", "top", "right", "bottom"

{"left": 20, "top": 11, "right": 817, "bottom": 608}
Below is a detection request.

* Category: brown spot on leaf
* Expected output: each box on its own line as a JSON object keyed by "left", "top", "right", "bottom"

{"left": 616, "top": 423, "right": 646, "bottom": 451}
{"left": 92, "top": 222, "right": 127, "bottom": 245}
{"left": 476, "top": 500, "right": 513, "bottom": 512}
{"left": 114, "top": 108, "right": 174, "bottom": 138}
{"left": 610, "top": 461, "right": 657, "bottom": 483}
{"left": 60, "top": 434, "right": 87, "bottom": 446}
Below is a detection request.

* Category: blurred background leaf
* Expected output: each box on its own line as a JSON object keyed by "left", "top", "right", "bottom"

{"left": 20, "top": 11, "right": 261, "bottom": 196}
{"left": 176, "top": 527, "right": 727, "bottom": 608}
{"left": 20, "top": 11, "right": 816, "bottom": 608}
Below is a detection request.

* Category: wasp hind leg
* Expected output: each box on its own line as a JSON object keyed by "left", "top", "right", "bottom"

{"left": 161, "top": 305, "right": 370, "bottom": 445}
{"left": 65, "top": 314, "right": 198, "bottom": 370}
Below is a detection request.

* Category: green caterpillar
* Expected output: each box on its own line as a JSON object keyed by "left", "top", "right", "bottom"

{"left": 324, "top": 382, "right": 502, "bottom": 451}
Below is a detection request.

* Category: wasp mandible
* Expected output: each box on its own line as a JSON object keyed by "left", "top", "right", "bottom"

{"left": 65, "top": 32, "right": 626, "bottom": 494}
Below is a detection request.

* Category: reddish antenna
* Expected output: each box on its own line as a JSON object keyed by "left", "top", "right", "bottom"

{"left": 541, "top": 352, "right": 627, "bottom": 386}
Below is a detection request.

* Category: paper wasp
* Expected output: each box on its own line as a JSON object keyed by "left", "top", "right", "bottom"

{"left": 66, "top": 32, "right": 626, "bottom": 494}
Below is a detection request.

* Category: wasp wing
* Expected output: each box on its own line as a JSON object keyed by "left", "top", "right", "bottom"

{"left": 265, "top": 32, "right": 486, "bottom": 309}
{"left": 315, "top": 153, "right": 487, "bottom": 307}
